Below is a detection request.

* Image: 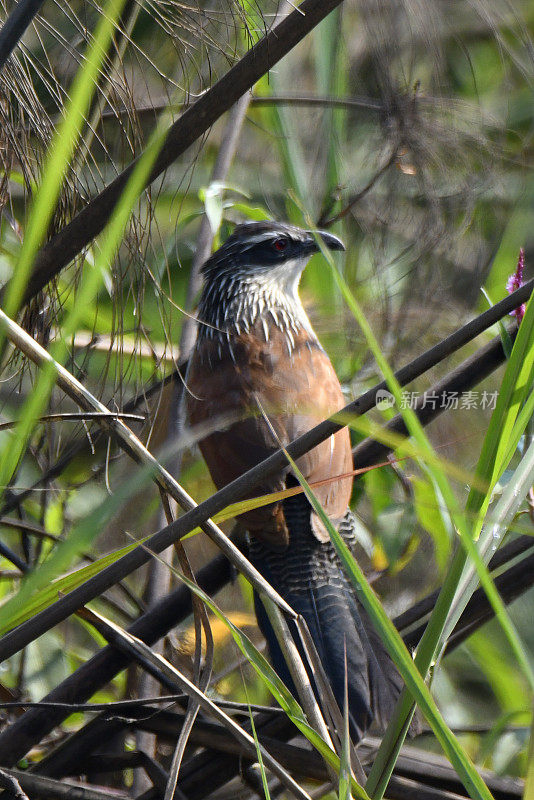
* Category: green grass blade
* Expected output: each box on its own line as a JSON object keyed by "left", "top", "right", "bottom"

{"left": 466, "top": 303, "right": 534, "bottom": 521}
{"left": 0, "top": 539, "right": 147, "bottom": 634}
{"left": 309, "top": 238, "right": 534, "bottom": 794}
{"left": 352, "top": 298, "right": 534, "bottom": 795}
{"left": 247, "top": 699, "right": 272, "bottom": 800}
{"left": 313, "top": 7, "right": 346, "bottom": 198}
{"left": 324, "top": 254, "right": 531, "bottom": 674}
{"left": 442, "top": 431, "right": 534, "bottom": 651}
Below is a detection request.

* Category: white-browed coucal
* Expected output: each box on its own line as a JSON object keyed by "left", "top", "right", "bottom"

{"left": 185, "top": 221, "right": 404, "bottom": 740}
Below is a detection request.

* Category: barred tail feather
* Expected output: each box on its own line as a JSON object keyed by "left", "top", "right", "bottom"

{"left": 249, "top": 497, "right": 406, "bottom": 741}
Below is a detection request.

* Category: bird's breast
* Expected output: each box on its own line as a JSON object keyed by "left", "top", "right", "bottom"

{"left": 185, "top": 317, "right": 353, "bottom": 547}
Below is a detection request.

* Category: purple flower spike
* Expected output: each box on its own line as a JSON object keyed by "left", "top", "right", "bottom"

{"left": 507, "top": 247, "right": 526, "bottom": 322}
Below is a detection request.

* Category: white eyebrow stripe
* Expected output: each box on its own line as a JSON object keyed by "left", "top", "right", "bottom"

{"left": 242, "top": 234, "right": 278, "bottom": 247}
{"left": 240, "top": 232, "right": 307, "bottom": 249}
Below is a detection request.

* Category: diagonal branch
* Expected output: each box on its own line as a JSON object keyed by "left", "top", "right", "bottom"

{"left": 0, "top": 0, "right": 46, "bottom": 71}
{"left": 0, "top": 283, "right": 529, "bottom": 664}
{"left": 0, "top": 766, "right": 128, "bottom": 799}
{"left": 2, "top": 281, "right": 529, "bottom": 523}
{"left": 352, "top": 327, "right": 516, "bottom": 467}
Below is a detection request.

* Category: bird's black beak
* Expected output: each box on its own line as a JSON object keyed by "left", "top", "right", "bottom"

{"left": 305, "top": 230, "right": 345, "bottom": 253}
{"left": 319, "top": 230, "right": 345, "bottom": 252}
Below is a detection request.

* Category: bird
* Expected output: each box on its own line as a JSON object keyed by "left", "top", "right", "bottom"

{"left": 185, "top": 220, "right": 405, "bottom": 741}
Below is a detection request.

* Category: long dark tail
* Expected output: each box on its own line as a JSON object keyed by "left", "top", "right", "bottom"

{"left": 249, "top": 493, "right": 405, "bottom": 741}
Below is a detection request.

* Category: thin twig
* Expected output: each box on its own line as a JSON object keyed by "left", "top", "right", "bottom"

{"left": 261, "top": 597, "right": 336, "bottom": 756}
{"left": 0, "top": 411, "right": 144, "bottom": 432}
{"left": 352, "top": 327, "right": 517, "bottom": 466}
{"left": 0, "top": 767, "right": 129, "bottom": 799}
{"left": 164, "top": 490, "right": 214, "bottom": 800}
{"left": 319, "top": 146, "right": 400, "bottom": 226}
{"left": 99, "top": 92, "right": 506, "bottom": 123}
{"left": 180, "top": 93, "right": 252, "bottom": 356}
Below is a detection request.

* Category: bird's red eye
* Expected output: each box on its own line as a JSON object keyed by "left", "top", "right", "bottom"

{"left": 273, "top": 238, "right": 288, "bottom": 252}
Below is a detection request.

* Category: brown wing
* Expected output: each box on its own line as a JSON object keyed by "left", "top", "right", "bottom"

{"left": 185, "top": 321, "right": 353, "bottom": 548}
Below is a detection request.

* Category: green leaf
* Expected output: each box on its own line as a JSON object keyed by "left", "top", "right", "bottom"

{"left": 229, "top": 202, "right": 272, "bottom": 221}
{"left": 413, "top": 477, "right": 451, "bottom": 572}
{"left": 247, "top": 700, "right": 272, "bottom": 800}
{"left": 0, "top": 468, "right": 151, "bottom": 636}
{"left": 467, "top": 291, "right": 534, "bottom": 523}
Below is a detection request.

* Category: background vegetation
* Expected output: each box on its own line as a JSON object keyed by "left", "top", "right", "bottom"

{"left": 0, "top": 0, "right": 532, "bottom": 798}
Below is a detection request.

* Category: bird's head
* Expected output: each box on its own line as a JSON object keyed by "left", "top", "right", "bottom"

{"left": 201, "top": 221, "right": 345, "bottom": 290}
